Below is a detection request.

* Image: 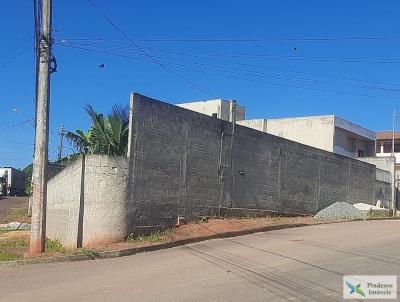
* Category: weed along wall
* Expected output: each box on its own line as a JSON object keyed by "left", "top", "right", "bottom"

{"left": 125, "top": 93, "right": 377, "bottom": 234}
{"left": 46, "top": 155, "right": 129, "bottom": 248}
{"left": 46, "top": 93, "right": 380, "bottom": 248}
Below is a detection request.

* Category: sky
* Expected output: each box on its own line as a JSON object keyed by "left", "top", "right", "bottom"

{"left": 1, "top": 0, "right": 400, "bottom": 168}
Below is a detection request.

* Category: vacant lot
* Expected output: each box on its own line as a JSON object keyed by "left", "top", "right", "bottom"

{"left": 0, "top": 197, "right": 29, "bottom": 223}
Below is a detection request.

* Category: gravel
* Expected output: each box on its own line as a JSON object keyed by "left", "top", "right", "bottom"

{"left": 0, "top": 222, "right": 31, "bottom": 230}
{"left": 314, "top": 202, "right": 367, "bottom": 220}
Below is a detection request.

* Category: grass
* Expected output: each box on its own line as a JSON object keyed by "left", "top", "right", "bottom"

{"left": 0, "top": 239, "right": 28, "bottom": 249}
{"left": 367, "top": 212, "right": 391, "bottom": 219}
{"left": 127, "top": 228, "right": 175, "bottom": 242}
{"left": 0, "top": 228, "right": 13, "bottom": 234}
{"left": 0, "top": 251, "right": 22, "bottom": 261}
{"left": 5, "top": 207, "right": 28, "bottom": 222}
{"left": 45, "top": 238, "right": 66, "bottom": 253}
{"left": 70, "top": 248, "right": 100, "bottom": 259}
{"left": 0, "top": 239, "right": 28, "bottom": 261}
{"left": 45, "top": 239, "right": 100, "bottom": 259}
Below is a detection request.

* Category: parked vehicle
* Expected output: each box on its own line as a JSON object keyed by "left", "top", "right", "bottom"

{"left": 0, "top": 167, "right": 25, "bottom": 196}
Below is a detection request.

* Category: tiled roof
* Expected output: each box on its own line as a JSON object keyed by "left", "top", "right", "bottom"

{"left": 376, "top": 131, "right": 400, "bottom": 140}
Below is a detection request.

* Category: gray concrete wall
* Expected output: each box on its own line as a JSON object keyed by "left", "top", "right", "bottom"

{"left": 358, "top": 156, "right": 395, "bottom": 209}
{"left": 237, "top": 119, "right": 267, "bottom": 132}
{"left": 177, "top": 99, "right": 246, "bottom": 121}
{"left": 47, "top": 94, "right": 380, "bottom": 246}
{"left": 238, "top": 116, "right": 375, "bottom": 159}
{"left": 47, "top": 158, "right": 83, "bottom": 248}
{"left": 333, "top": 127, "right": 375, "bottom": 158}
{"left": 47, "top": 155, "right": 129, "bottom": 248}
{"left": 375, "top": 168, "right": 392, "bottom": 208}
{"left": 238, "top": 116, "right": 335, "bottom": 153}
{"left": 126, "top": 93, "right": 376, "bottom": 233}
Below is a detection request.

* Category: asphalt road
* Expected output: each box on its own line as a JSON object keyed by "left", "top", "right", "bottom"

{"left": 1, "top": 220, "right": 399, "bottom": 302}
{"left": 0, "top": 197, "right": 28, "bottom": 223}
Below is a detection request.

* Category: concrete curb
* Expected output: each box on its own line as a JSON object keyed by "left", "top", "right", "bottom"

{"left": 99, "top": 222, "right": 312, "bottom": 259}
{"left": 1, "top": 218, "right": 398, "bottom": 266}
{"left": 0, "top": 254, "right": 93, "bottom": 267}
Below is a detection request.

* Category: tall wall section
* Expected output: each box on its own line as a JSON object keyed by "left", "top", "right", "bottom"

{"left": 126, "top": 93, "right": 376, "bottom": 233}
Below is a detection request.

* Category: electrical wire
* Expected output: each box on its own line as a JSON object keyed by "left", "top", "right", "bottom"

{"left": 0, "top": 34, "right": 32, "bottom": 60}
{"left": 85, "top": 0, "right": 218, "bottom": 98}
{"left": 168, "top": 64, "right": 400, "bottom": 102}
{"left": 0, "top": 120, "right": 33, "bottom": 130}
{"left": 54, "top": 36, "right": 400, "bottom": 64}
{"left": 54, "top": 41, "right": 400, "bottom": 100}
{"left": 52, "top": 28, "right": 400, "bottom": 42}
{"left": 0, "top": 46, "right": 32, "bottom": 71}
{"left": 53, "top": 35, "right": 400, "bottom": 87}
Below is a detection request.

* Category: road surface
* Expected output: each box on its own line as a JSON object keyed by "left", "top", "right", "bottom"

{"left": 1, "top": 220, "right": 399, "bottom": 301}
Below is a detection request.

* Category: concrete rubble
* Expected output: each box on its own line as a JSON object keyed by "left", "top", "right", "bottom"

{"left": 0, "top": 222, "right": 31, "bottom": 230}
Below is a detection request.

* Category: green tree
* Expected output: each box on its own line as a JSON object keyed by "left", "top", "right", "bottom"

{"left": 22, "top": 164, "right": 32, "bottom": 196}
{"left": 66, "top": 104, "right": 130, "bottom": 156}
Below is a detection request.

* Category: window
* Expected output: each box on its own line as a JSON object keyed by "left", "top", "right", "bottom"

{"left": 376, "top": 143, "right": 381, "bottom": 154}
{"left": 394, "top": 144, "right": 400, "bottom": 153}
{"left": 212, "top": 113, "right": 218, "bottom": 118}
{"left": 358, "top": 150, "right": 364, "bottom": 157}
{"left": 383, "top": 143, "right": 392, "bottom": 153}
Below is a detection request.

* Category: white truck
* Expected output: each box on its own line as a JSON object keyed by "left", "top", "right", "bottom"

{"left": 0, "top": 167, "right": 25, "bottom": 196}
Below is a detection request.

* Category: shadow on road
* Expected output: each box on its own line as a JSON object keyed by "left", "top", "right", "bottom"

{"left": 185, "top": 243, "right": 341, "bottom": 302}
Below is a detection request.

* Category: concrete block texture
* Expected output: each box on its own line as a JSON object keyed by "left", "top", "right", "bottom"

{"left": 47, "top": 93, "right": 381, "bottom": 247}
{"left": 47, "top": 155, "right": 129, "bottom": 248}
{"left": 126, "top": 93, "right": 377, "bottom": 233}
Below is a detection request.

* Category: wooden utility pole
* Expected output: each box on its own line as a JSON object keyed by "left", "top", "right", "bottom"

{"left": 57, "top": 125, "right": 65, "bottom": 161}
{"left": 30, "top": 0, "right": 53, "bottom": 254}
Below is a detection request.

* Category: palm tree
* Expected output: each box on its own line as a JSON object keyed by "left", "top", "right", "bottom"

{"left": 66, "top": 104, "right": 129, "bottom": 156}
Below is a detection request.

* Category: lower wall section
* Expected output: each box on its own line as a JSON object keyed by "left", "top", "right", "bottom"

{"left": 47, "top": 155, "right": 129, "bottom": 248}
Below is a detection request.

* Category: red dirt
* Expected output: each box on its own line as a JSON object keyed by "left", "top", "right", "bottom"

{"left": 97, "top": 216, "right": 340, "bottom": 252}
{"left": 1, "top": 216, "right": 342, "bottom": 260}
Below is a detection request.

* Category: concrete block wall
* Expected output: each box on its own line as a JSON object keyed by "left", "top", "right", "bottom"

{"left": 358, "top": 156, "right": 395, "bottom": 209}
{"left": 126, "top": 93, "right": 376, "bottom": 233}
{"left": 47, "top": 155, "right": 129, "bottom": 248}
{"left": 375, "top": 168, "right": 392, "bottom": 208}
{"left": 47, "top": 158, "right": 83, "bottom": 248}
{"left": 82, "top": 155, "right": 129, "bottom": 247}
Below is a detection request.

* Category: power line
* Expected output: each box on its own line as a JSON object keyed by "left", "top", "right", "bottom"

{"left": 0, "top": 34, "right": 32, "bottom": 60}
{"left": 54, "top": 41, "right": 400, "bottom": 95}
{"left": 0, "top": 120, "right": 33, "bottom": 130}
{"left": 143, "top": 54, "right": 400, "bottom": 92}
{"left": 169, "top": 64, "right": 400, "bottom": 102}
{"left": 54, "top": 36, "right": 400, "bottom": 64}
{"left": 54, "top": 36, "right": 400, "bottom": 88}
{"left": 143, "top": 47, "right": 400, "bottom": 64}
{"left": 0, "top": 121, "right": 33, "bottom": 136}
{"left": 0, "top": 46, "right": 31, "bottom": 71}
{"left": 85, "top": 0, "right": 218, "bottom": 98}
{"left": 52, "top": 29, "right": 400, "bottom": 42}
{"left": 54, "top": 42, "right": 400, "bottom": 102}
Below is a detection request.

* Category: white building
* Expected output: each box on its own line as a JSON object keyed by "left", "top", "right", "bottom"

{"left": 176, "top": 99, "right": 375, "bottom": 159}
{"left": 376, "top": 131, "right": 400, "bottom": 176}
{"left": 238, "top": 115, "right": 376, "bottom": 158}
{"left": 177, "top": 99, "right": 246, "bottom": 122}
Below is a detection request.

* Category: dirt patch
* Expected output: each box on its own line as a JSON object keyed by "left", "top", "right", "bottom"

{"left": 0, "top": 197, "right": 30, "bottom": 223}
{"left": 97, "top": 216, "right": 340, "bottom": 252}
{"left": 0, "top": 216, "right": 345, "bottom": 261}
{"left": 0, "top": 230, "right": 30, "bottom": 260}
